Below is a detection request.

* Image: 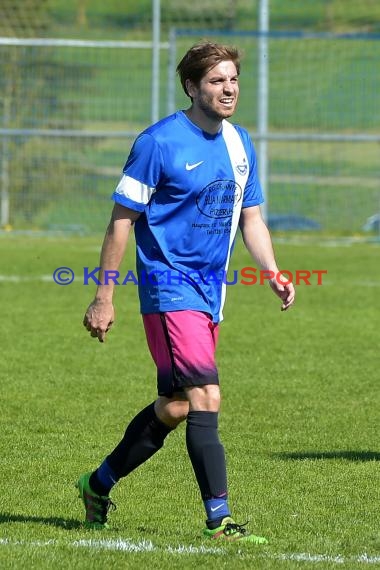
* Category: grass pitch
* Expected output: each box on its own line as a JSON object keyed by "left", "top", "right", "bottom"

{"left": 0, "top": 234, "right": 379, "bottom": 569}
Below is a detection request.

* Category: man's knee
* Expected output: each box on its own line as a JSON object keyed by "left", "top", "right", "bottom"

{"left": 154, "top": 395, "right": 189, "bottom": 428}
{"left": 185, "top": 384, "right": 221, "bottom": 412}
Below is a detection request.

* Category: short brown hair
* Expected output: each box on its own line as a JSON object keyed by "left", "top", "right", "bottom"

{"left": 176, "top": 41, "right": 241, "bottom": 98}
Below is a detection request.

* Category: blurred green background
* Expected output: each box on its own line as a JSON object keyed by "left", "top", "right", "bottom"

{"left": 0, "top": 0, "right": 379, "bottom": 234}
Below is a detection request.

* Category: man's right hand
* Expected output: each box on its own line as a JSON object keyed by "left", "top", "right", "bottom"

{"left": 83, "top": 299, "right": 115, "bottom": 343}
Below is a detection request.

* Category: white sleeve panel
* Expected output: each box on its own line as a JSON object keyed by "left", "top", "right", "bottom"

{"left": 114, "top": 174, "right": 156, "bottom": 205}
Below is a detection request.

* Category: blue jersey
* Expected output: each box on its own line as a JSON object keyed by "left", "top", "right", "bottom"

{"left": 112, "top": 110, "right": 263, "bottom": 322}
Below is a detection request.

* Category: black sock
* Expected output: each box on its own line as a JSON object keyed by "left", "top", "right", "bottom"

{"left": 186, "top": 410, "right": 228, "bottom": 500}
{"left": 90, "top": 402, "right": 173, "bottom": 495}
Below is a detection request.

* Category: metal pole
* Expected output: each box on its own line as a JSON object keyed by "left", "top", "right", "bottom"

{"left": 1, "top": 70, "right": 12, "bottom": 228}
{"left": 167, "top": 27, "right": 177, "bottom": 115}
{"left": 1, "top": 136, "right": 10, "bottom": 228}
{"left": 257, "top": 0, "right": 269, "bottom": 223}
{"left": 151, "top": 0, "right": 160, "bottom": 124}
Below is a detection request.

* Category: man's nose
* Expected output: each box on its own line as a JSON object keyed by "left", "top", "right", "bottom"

{"left": 223, "top": 81, "right": 233, "bottom": 93}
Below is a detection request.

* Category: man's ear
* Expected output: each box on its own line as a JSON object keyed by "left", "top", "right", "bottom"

{"left": 185, "top": 78, "right": 196, "bottom": 98}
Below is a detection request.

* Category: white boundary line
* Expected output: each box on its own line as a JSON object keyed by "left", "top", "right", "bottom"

{"left": 0, "top": 275, "right": 56, "bottom": 282}
{"left": 272, "top": 237, "right": 380, "bottom": 247}
{"left": 1, "top": 537, "right": 380, "bottom": 564}
{"left": 0, "top": 537, "right": 222, "bottom": 555}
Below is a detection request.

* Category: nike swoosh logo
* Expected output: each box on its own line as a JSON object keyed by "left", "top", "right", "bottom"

{"left": 186, "top": 161, "right": 204, "bottom": 171}
{"left": 210, "top": 504, "right": 224, "bottom": 512}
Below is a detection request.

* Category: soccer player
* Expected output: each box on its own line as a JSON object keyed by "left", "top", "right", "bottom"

{"left": 78, "top": 41, "right": 295, "bottom": 542}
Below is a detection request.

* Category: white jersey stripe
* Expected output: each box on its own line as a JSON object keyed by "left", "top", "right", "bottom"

{"left": 115, "top": 174, "right": 156, "bottom": 205}
{"left": 219, "top": 120, "right": 249, "bottom": 321}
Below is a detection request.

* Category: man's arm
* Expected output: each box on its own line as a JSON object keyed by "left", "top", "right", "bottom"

{"left": 239, "top": 205, "right": 295, "bottom": 311}
{"left": 83, "top": 203, "right": 140, "bottom": 342}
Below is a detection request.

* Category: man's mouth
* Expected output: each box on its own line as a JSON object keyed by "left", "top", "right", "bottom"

{"left": 220, "top": 98, "right": 234, "bottom": 106}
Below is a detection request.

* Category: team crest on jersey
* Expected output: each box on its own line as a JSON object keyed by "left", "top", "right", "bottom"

{"left": 236, "top": 158, "right": 248, "bottom": 176}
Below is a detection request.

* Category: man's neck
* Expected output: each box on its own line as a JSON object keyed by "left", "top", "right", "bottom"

{"left": 184, "top": 108, "right": 223, "bottom": 135}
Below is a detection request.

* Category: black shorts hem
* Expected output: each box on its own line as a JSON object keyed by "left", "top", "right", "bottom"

{"left": 157, "top": 374, "right": 219, "bottom": 398}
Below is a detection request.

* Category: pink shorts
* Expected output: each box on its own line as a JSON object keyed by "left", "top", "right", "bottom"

{"left": 142, "top": 310, "right": 219, "bottom": 397}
